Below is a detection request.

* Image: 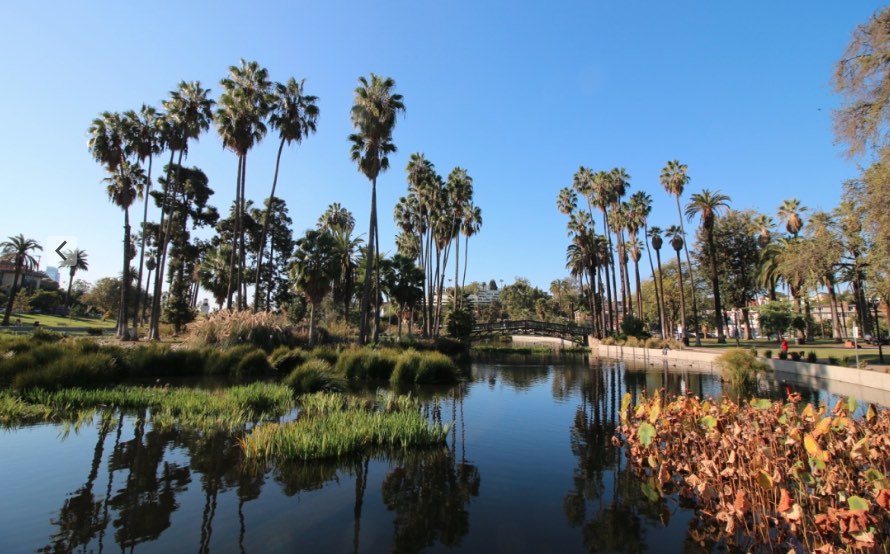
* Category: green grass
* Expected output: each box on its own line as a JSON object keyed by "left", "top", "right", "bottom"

{"left": 692, "top": 337, "right": 889, "bottom": 368}
{"left": 241, "top": 391, "right": 448, "bottom": 461}
{"left": 2, "top": 313, "right": 115, "bottom": 329}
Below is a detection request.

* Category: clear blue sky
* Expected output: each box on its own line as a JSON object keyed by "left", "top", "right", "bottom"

{"left": 0, "top": 1, "right": 882, "bottom": 294}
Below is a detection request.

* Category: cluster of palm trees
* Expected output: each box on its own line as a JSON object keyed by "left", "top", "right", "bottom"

{"left": 88, "top": 60, "right": 318, "bottom": 340}
{"left": 558, "top": 161, "right": 734, "bottom": 344}
{"left": 394, "top": 154, "right": 483, "bottom": 339}
{"left": 556, "top": 159, "right": 886, "bottom": 344}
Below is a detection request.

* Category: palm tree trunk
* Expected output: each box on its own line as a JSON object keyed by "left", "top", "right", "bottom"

{"left": 133, "top": 156, "right": 153, "bottom": 334}
{"left": 676, "top": 251, "right": 688, "bottom": 345}
{"left": 2, "top": 262, "right": 23, "bottom": 326}
{"left": 118, "top": 207, "right": 132, "bottom": 340}
{"left": 633, "top": 259, "right": 643, "bottom": 322}
{"left": 454, "top": 230, "right": 460, "bottom": 310}
{"left": 266, "top": 241, "right": 275, "bottom": 311}
{"left": 675, "top": 197, "right": 701, "bottom": 346}
{"left": 655, "top": 249, "right": 667, "bottom": 339}
{"left": 226, "top": 155, "right": 243, "bottom": 310}
{"left": 254, "top": 138, "right": 285, "bottom": 312}
{"left": 643, "top": 225, "right": 663, "bottom": 337}
{"left": 359, "top": 178, "right": 377, "bottom": 345}
{"left": 705, "top": 228, "right": 726, "bottom": 343}
{"left": 372, "top": 207, "right": 382, "bottom": 343}
{"left": 827, "top": 280, "right": 842, "bottom": 342}
{"left": 602, "top": 216, "right": 616, "bottom": 334}
{"left": 461, "top": 234, "right": 470, "bottom": 292}
{"left": 238, "top": 154, "right": 248, "bottom": 310}
{"left": 149, "top": 149, "right": 182, "bottom": 340}
{"left": 66, "top": 268, "right": 76, "bottom": 309}
{"left": 308, "top": 302, "right": 316, "bottom": 346}
{"left": 142, "top": 267, "right": 152, "bottom": 324}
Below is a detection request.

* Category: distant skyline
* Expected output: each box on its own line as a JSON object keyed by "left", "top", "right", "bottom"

{"left": 1, "top": 1, "right": 883, "bottom": 296}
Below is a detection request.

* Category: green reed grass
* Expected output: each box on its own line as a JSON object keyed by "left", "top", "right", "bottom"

{"left": 241, "top": 392, "right": 448, "bottom": 461}
{"left": 390, "top": 349, "right": 460, "bottom": 385}
{"left": 283, "top": 359, "right": 346, "bottom": 393}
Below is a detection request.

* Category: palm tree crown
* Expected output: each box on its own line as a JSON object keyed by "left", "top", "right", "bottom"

{"left": 777, "top": 198, "right": 806, "bottom": 237}
{"left": 685, "top": 189, "right": 732, "bottom": 229}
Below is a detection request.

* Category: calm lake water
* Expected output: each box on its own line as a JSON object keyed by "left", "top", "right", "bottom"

{"left": 0, "top": 356, "right": 883, "bottom": 553}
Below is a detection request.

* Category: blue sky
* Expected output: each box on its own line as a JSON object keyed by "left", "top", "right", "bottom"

{"left": 0, "top": 1, "right": 882, "bottom": 295}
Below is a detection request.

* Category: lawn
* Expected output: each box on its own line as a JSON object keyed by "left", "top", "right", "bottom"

{"left": 2, "top": 313, "right": 115, "bottom": 330}
{"left": 691, "top": 337, "right": 889, "bottom": 368}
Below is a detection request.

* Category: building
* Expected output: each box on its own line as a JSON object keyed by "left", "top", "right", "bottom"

{"left": 467, "top": 290, "right": 499, "bottom": 306}
{"left": 0, "top": 263, "right": 47, "bottom": 294}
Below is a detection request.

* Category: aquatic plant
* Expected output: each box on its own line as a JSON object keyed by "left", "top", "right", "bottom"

{"left": 714, "top": 349, "right": 769, "bottom": 390}
{"left": 268, "top": 346, "right": 309, "bottom": 373}
{"left": 241, "top": 392, "right": 448, "bottom": 461}
{"left": 188, "top": 309, "right": 292, "bottom": 350}
{"left": 335, "top": 347, "right": 399, "bottom": 380}
{"left": 617, "top": 392, "right": 890, "bottom": 552}
{"left": 283, "top": 359, "right": 346, "bottom": 393}
{"left": 390, "top": 350, "right": 460, "bottom": 385}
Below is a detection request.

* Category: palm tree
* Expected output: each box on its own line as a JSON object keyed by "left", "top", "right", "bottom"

{"left": 609, "top": 168, "right": 632, "bottom": 317}
{"left": 648, "top": 226, "right": 667, "bottom": 338}
{"left": 666, "top": 225, "right": 688, "bottom": 344}
{"left": 777, "top": 198, "right": 806, "bottom": 238}
{"left": 589, "top": 170, "right": 617, "bottom": 333}
{"left": 752, "top": 213, "right": 775, "bottom": 249}
{"left": 290, "top": 230, "right": 338, "bottom": 346}
{"left": 104, "top": 161, "right": 145, "bottom": 339}
{"left": 461, "top": 204, "right": 482, "bottom": 294}
{"left": 318, "top": 204, "right": 362, "bottom": 322}
{"left": 254, "top": 77, "right": 319, "bottom": 311}
{"left": 64, "top": 249, "right": 89, "bottom": 309}
{"left": 349, "top": 73, "right": 405, "bottom": 344}
{"left": 217, "top": 60, "right": 271, "bottom": 310}
{"left": 685, "top": 189, "right": 732, "bottom": 343}
{"left": 629, "top": 191, "right": 656, "bottom": 326}
{"left": 123, "top": 105, "right": 162, "bottom": 334}
{"left": 445, "top": 168, "right": 473, "bottom": 309}
{"left": 1, "top": 235, "right": 42, "bottom": 326}
{"left": 660, "top": 160, "right": 701, "bottom": 346}
{"left": 149, "top": 82, "right": 215, "bottom": 341}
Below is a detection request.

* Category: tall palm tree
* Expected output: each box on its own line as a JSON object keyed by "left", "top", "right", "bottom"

{"left": 217, "top": 60, "right": 271, "bottom": 310}
{"left": 609, "top": 168, "right": 632, "bottom": 317}
{"left": 149, "top": 81, "right": 215, "bottom": 341}
{"left": 123, "top": 105, "right": 162, "bottom": 333}
{"left": 290, "top": 230, "right": 338, "bottom": 346}
{"left": 685, "top": 189, "right": 732, "bottom": 343}
{"left": 629, "top": 191, "right": 656, "bottom": 325}
{"left": 648, "top": 226, "right": 668, "bottom": 338}
{"left": 461, "top": 204, "right": 482, "bottom": 293}
{"left": 349, "top": 73, "right": 405, "bottom": 344}
{"left": 777, "top": 198, "right": 806, "bottom": 238}
{"left": 445, "top": 168, "right": 473, "bottom": 309}
{"left": 660, "top": 160, "right": 701, "bottom": 346}
{"left": 318, "top": 204, "right": 362, "bottom": 321}
{"left": 254, "top": 77, "right": 319, "bottom": 311}
{"left": 590, "top": 170, "right": 617, "bottom": 333}
{"left": 104, "top": 161, "right": 145, "bottom": 339}
{"left": 1, "top": 235, "right": 42, "bottom": 326}
{"left": 63, "top": 248, "right": 89, "bottom": 309}
{"left": 665, "top": 225, "right": 688, "bottom": 345}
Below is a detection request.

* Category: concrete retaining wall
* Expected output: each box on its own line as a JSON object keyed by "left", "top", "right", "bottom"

{"left": 593, "top": 343, "right": 890, "bottom": 399}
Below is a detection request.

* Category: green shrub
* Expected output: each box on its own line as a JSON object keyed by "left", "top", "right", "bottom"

{"left": 31, "top": 328, "right": 64, "bottom": 342}
{"left": 620, "top": 315, "right": 647, "bottom": 339}
{"left": 269, "top": 347, "right": 308, "bottom": 373}
{"left": 806, "top": 351, "right": 818, "bottom": 363}
{"left": 764, "top": 349, "right": 773, "bottom": 359}
{"left": 789, "top": 351, "right": 802, "bottom": 361}
{"left": 284, "top": 359, "right": 345, "bottom": 393}
{"left": 13, "top": 352, "right": 122, "bottom": 390}
{"left": 715, "top": 349, "right": 769, "bottom": 390}
{"left": 750, "top": 348, "right": 759, "bottom": 357}
{"left": 827, "top": 356, "right": 840, "bottom": 366}
{"left": 335, "top": 348, "right": 398, "bottom": 381}
{"left": 125, "top": 344, "right": 208, "bottom": 377}
{"left": 85, "top": 328, "right": 104, "bottom": 336}
{"left": 778, "top": 351, "right": 788, "bottom": 360}
{"left": 435, "top": 336, "right": 469, "bottom": 356}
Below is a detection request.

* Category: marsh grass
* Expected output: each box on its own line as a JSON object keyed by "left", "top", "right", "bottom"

{"left": 284, "top": 359, "right": 346, "bottom": 393}
{"left": 10, "top": 382, "right": 295, "bottom": 431}
{"left": 390, "top": 349, "right": 460, "bottom": 385}
{"left": 189, "top": 310, "right": 292, "bottom": 350}
{"left": 335, "top": 347, "right": 399, "bottom": 380}
{"left": 715, "top": 349, "right": 770, "bottom": 390}
{"left": 268, "top": 346, "right": 309, "bottom": 373}
{"left": 241, "top": 391, "right": 448, "bottom": 461}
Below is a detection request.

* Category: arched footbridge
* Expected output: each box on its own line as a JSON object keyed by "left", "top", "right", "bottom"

{"left": 470, "top": 320, "right": 594, "bottom": 345}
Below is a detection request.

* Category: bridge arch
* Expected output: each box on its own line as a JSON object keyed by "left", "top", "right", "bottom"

{"left": 469, "top": 320, "right": 593, "bottom": 345}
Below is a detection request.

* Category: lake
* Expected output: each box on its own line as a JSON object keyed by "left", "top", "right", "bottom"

{"left": 0, "top": 356, "right": 881, "bottom": 553}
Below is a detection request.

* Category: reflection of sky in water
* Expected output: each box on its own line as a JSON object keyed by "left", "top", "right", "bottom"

{"left": 0, "top": 358, "right": 886, "bottom": 553}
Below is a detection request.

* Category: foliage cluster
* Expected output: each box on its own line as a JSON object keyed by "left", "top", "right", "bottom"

{"left": 188, "top": 309, "right": 292, "bottom": 350}
{"left": 617, "top": 393, "right": 890, "bottom": 552}
{"left": 714, "top": 349, "right": 770, "bottom": 391}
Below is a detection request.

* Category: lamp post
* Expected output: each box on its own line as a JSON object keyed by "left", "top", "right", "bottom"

{"left": 870, "top": 297, "right": 884, "bottom": 364}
